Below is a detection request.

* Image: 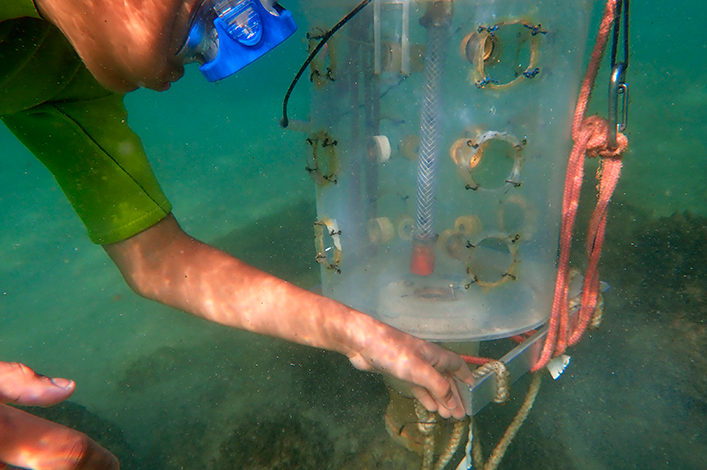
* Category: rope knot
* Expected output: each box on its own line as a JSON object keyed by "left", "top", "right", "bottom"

{"left": 577, "top": 115, "right": 628, "bottom": 159}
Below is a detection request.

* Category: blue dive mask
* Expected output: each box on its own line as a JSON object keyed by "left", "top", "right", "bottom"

{"left": 178, "top": 0, "right": 297, "bottom": 82}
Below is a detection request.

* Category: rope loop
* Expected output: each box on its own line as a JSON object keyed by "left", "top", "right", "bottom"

{"left": 473, "top": 360, "right": 510, "bottom": 404}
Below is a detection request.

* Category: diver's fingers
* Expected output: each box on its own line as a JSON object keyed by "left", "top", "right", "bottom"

{"left": 413, "top": 344, "right": 471, "bottom": 412}
{"left": 410, "top": 376, "right": 465, "bottom": 420}
{"left": 0, "top": 361, "right": 75, "bottom": 406}
{"left": 410, "top": 386, "right": 439, "bottom": 415}
{"left": 443, "top": 375, "right": 468, "bottom": 420}
{"left": 425, "top": 345, "right": 474, "bottom": 385}
{"left": 449, "top": 358, "right": 475, "bottom": 385}
{"left": 419, "top": 381, "right": 466, "bottom": 419}
{"left": 0, "top": 404, "right": 119, "bottom": 470}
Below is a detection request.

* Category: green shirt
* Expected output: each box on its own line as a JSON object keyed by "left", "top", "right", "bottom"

{"left": 1, "top": 0, "right": 172, "bottom": 244}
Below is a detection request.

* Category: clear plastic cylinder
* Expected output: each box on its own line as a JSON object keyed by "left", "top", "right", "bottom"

{"left": 299, "top": 0, "right": 593, "bottom": 341}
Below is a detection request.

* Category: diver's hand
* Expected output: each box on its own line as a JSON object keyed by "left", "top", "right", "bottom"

{"left": 0, "top": 361, "right": 120, "bottom": 470}
{"left": 346, "top": 327, "right": 473, "bottom": 419}
{"left": 34, "top": 0, "right": 201, "bottom": 92}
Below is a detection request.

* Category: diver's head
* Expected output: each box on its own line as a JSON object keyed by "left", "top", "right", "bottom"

{"left": 177, "top": 0, "right": 297, "bottom": 82}
{"left": 36, "top": 0, "right": 203, "bottom": 92}
{"left": 35, "top": 0, "right": 294, "bottom": 92}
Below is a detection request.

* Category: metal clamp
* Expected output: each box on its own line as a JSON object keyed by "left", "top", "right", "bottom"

{"left": 608, "top": 62, "right": 629, "bottom": 150}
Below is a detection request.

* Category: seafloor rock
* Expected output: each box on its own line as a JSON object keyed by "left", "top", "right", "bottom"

{"left": 214, "top": 410, "right": 333, "bottom": 470}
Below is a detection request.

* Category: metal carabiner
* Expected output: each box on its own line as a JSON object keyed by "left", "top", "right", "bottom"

{"left": 608, "top": 62, "right": 628, "bottom": 150}
{"left": 608, "top": 0, "right": 629, "bottom": 150}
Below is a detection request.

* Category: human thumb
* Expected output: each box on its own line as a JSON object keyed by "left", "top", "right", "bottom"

{"left": 0, "top": 361, "right": 75, "bottom": 407}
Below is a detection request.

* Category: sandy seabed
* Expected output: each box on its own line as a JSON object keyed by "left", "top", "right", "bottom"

{"left": 2, "top": 1, "right": 706, "bottom": 468}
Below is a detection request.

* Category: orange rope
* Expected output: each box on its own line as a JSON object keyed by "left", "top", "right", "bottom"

{"left": 460, "top": 331, "right": 536, "bottom": 366}
{"left": 532, "top": 0, "right": 628, "bottom": 372}
{"left": 461, "top": 355, "right": 493, "bottom": 366}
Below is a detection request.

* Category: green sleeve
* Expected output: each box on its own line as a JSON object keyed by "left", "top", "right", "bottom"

{"left": 2, "top": 65, "right": 173, "bottom": 245}
{"left": 0, "top": 0, "right": 42, "bottom": 22}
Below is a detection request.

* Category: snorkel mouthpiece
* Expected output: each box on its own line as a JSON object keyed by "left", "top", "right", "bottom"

{"left": 179, "top": 0, "right": 297, "bottom": 82}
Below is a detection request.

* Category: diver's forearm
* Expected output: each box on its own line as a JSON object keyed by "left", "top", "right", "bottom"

{"left": 160, "top": 244, "right": 359, "bottom": 353}
{"left": 104, "top": 215, "right": 372, "bottom": 357}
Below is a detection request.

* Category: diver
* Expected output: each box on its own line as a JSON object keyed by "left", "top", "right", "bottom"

{"left": 0, "top": 0, "right": 474, "bottom": 468}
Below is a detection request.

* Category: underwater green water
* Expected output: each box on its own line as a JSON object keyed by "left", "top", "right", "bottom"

{"left": 1, "top": 1, "right": 705, "bottom": 469}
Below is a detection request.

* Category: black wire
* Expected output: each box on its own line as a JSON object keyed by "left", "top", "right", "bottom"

{"left": 279, "top": 0, "right": 373, "bottom": 128}
{"left": 610, "top": 0, "right": 629, "bottom": 69}
{"left": 622, "top": 0, "right": 629, "bottom": 68}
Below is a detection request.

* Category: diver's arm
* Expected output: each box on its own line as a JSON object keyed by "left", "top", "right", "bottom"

{"left": 34, "top": 0, "right": 201, "bottom": 91}
{"left": 104, "top": 214, "right": 472, "bottom": 419}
